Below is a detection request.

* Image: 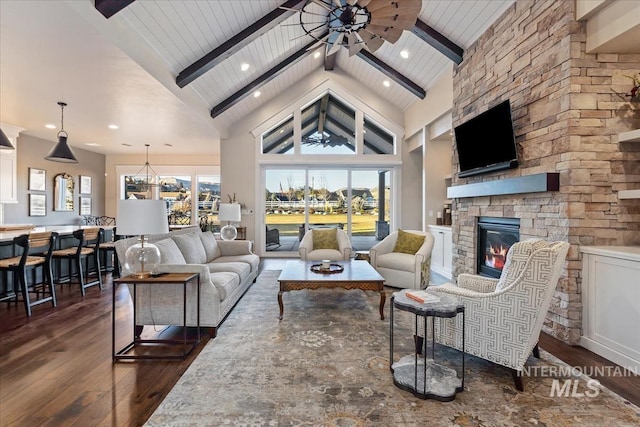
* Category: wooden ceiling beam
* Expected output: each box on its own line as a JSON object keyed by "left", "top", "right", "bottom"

{"left": 94, "top": 0, "right": 135, "bottom": 18}
{"left": 211, "top": 31, "right": 329, "bottom": 118}
{"left": 356, "top": 50, "right": 426, "bottom": 99}
{"left": 177, "top": 0, "right": 305, "bottom": 88}
{"left": 412, "top": 19, "right": 464, "bottom": 65}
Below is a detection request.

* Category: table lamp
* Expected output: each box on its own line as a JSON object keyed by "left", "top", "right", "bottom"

{"left": 218, "top": 203, "right": 241, "bottom": 240}
{"left": 116, "top": 199, "right": 169, "bottom": 278}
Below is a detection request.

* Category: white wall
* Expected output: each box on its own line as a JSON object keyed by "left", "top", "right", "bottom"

{"left": 403, "top": 67, "right": 455, "bottom": 230}
{"left": 221, "top": 67, "right": 407, "bottom": 245}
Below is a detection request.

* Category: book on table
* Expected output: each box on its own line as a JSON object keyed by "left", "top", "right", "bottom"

{"left": 405, "top": 290, "right": 440, "bottom": 304}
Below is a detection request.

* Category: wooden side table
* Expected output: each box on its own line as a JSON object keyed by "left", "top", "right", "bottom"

{"left": 112, "top": 272, "right": 201, "bottom": 361}
{"left": 354, "top": 250, "right": 370, "bottom": 263}
{"left": 236, "top": 226, "right": 247, "bottom": 240}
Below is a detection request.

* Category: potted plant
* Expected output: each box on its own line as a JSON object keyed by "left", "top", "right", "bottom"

{"left": 624, "top": 73, "right": 640, "bottom": 102}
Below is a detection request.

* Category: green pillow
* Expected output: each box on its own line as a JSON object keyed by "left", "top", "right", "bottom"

{"left": 312, "top": 228, "right": 339, "bottom": 251}
{"left": 393, "top": 230, "right": 425, "bottom": 255}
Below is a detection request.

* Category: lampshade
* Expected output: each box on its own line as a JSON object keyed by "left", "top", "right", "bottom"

{"left": 218, "top": 203, "right": 241, "bottom": 222}
{"left": 0, "top": 128, "right": 14, "bottom": 150}
{"left": 116, "top": 199, "right": 169, "bottom": 278}
{"left": 218, "top": 203, "right": 241, "bottom": 240}
{"left": 45, "top": 102, "right": 78, "bottom": 163}
{"left": 116, "top": 199, "right": 169, "bottom": 236}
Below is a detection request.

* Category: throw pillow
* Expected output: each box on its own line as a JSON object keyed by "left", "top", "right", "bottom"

{"left": 392, "top": 229, "right": 426, "bottom": 255}
{"left": 172, "top": 232, "right": 207, "bottom": 264}
{"left": 154, "top": 238, "right": 187, "bottom": 264}
{"left": 200, "top": 231, "right": 221, "bottom": 261}
{"left": 312, "top": 228, "right": 339, "bottom": 251}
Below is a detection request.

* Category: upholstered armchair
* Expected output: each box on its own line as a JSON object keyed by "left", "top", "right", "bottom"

{"left": 298, "top": 228, "right": 352, "bottom": 261}
{"left": 369, "top": 229, "right": 435, "bottom": 289}
{"left": 421, "top": 239, "right": 570, "bottom": 391}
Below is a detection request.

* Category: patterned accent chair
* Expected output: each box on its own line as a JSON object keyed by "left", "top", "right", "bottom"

{"left": 419, "top": 239, "right": 570, "bottom": 391}
{"left": 369, "top": 230, "right": 434, "bottom": 289}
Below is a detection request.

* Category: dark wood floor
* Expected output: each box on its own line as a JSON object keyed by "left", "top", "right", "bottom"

{"left": 1, "top": 265, "right": 638, "bottom": 426}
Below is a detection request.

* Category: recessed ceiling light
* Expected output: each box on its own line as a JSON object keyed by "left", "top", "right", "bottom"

{"left": 45, "top": 124, "right": 56, "bottom": 129}
{"left": 121, "top": 143, "right": 132, "bottom": 147}
{"left": 241, "top": 63, "right": 250, "bottom": 71}
{"left": 313, "top": 51, "right": 321, "bottom": 59}
{"left": 108, "top": 124, "right": 119, "bottom": 129}
{"left": 383, "top": 80, "right": 391, "bottom": 87}
{"left": 85, "top": 142, "right": 101, "bottom": 147}
{"left": 400, "top": 50, "right": 409, "bottom": 59}
{"left": 253, "top": 91, "right": 261, "bottom": 98}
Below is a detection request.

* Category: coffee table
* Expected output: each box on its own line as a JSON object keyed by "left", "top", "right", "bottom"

{"left": 278, "top": 260, "right": 386, "bottom": 320}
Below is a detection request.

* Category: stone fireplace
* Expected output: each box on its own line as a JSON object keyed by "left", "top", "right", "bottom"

{"left": 477, "top": 217, "right": 520, "bottom": 279}
{"left": 449, "top": 0, "right": 640, "bottom": 345}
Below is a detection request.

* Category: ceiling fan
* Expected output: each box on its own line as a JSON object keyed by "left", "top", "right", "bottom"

{"left": 302, "top": 132, "right": 350, "bottom": 147}
{"left": 287, "top": 0, "right": 422, "bottom": 57}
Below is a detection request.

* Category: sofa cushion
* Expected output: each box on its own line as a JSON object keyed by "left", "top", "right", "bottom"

{"left": 209, "top": 271, "right": 240, "bottom": 301}
{"left": 172, "top": 232, "right": 207, "bottom": 264}
{"left": 376, "top": 252, "right": 415, "bottom": 272}
{"left": 155, "top": 238, "right": 187, "bottom": 264}
{"left": 214, "top": 254, "right": 259, "bottom": 273}
{"left": 208, "top": 261, "right": 251, "bottom": 283}
{"left": 393, "top": 229, "right": 425, "bottom": 255}
{"left": 200, "top": 231, "right": 221, "bottom": 261}
{"left": 312, "top": 228, "right": 339, "bottom": 250}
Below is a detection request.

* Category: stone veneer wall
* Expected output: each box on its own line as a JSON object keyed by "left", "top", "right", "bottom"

{"left": 450, "top": 0, "right": 640, "bottom": 344}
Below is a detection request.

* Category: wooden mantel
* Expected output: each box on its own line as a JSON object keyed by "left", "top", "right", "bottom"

{"left": 447, "top": 173, "right": 560, "bottom": 199}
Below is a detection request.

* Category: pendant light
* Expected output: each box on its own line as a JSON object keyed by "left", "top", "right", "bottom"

{"left": 45, "top": 101, "right": 78, "bottom": 163}
{"left": 0, "top": 128, "right": 14, "bottom": 150}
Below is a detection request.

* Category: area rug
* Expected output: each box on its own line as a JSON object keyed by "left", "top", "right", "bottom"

{"left": 145, "top": 270, "right": 640, "bottom": 426}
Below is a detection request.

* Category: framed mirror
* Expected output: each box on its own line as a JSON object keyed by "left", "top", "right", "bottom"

{"left": 54, "top": 173, "right": 75, "bottom": 211}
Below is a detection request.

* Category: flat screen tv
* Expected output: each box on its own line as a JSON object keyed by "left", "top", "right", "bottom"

{"left": 454, "top": 99, "right": 519, "bottom": 178}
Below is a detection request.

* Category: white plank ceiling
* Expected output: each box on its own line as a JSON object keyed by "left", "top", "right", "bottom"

{"left": 0, "top": 0, "right": 515, "bottom": 155}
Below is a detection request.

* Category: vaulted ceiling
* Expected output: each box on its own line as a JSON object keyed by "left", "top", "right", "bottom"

{"left": 0, "top": 0, "right": 514, "bottom": 156}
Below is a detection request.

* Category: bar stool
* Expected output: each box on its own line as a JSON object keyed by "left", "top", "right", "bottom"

{"left": 99, "top": 227, "right": 120, "bottom": 278}
{"left": 51, "top": 227, "right": 103, "bottom": 296}
{"left": 0, "top": 231, "right": 58, "bottom": 316}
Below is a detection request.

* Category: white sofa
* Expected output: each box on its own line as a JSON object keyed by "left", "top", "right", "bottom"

{"left": 115, "top": 227, "right": 259, "bottom": 337}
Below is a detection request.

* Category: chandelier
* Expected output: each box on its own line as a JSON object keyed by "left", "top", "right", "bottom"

{"left": 125, "top": 144, "right": 160, "bottom": 199}
{"left": 292, "top": 0, "right": 422, "bottom": 56}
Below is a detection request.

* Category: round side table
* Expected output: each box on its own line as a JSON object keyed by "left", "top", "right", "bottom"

{"left": 389, "top": 289, "right": 465, "bottom": 401}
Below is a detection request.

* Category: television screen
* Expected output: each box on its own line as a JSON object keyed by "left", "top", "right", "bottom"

{"left": 454, "top": 100, "right": 518, "bottom": 178}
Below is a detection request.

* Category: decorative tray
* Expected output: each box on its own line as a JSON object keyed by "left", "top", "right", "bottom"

{"left": 310, "top": 263, "right": 344, "bottom": 274}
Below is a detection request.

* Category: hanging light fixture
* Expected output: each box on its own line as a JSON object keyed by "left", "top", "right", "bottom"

{"left": 45, "top": 101, "right": 78, "bottom": 163}
{"left": 0, "top": 128, "right": 14, "bottom": 150}
{"left": 125, "top": 144, "right": 160, "bottom": 199}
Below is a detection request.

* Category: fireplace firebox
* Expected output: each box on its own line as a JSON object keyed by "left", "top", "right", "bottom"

{"left": 477, "top": 217, "right": 520, "bottom": 278}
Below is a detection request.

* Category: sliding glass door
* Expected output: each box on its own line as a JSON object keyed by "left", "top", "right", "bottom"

{"left": 263, "top": 167, "right": 393, "bottom": 254}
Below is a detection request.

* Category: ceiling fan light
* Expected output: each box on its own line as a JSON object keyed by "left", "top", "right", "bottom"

{"left": 0, "top": 128, "right": 15, "bottom": 150}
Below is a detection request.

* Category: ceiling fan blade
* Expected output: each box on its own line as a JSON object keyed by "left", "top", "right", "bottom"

{"left": 370, "top": 1, "right": 422, "bottom": 18}
{"left": 333, "top": 0, "right": 343, "bottom": 6}
{"left": 327, "top": 32, "right": 345, "bottom": 56}
{"left": 346, "top": 0, "right": 358, "bottom": 5}
{"left": 358, "top": 29, "right": 385, "bottom": 52}
{"left": 365, "top": 24, "right": 404, "bottom": 43}
{"left": 356, "top": 0, "right": 373, "bottom": 6}
{"left": 347, "top": 32, "right": 363, "bottom": 56}
{"left": 304, "top": 33, "right": 331, "bottom": 50}
{"left": 364, "top": 0, "right": 395, "bottom": 12}
{"left": 369, "top": 14, "right": 417, "bottom": 30}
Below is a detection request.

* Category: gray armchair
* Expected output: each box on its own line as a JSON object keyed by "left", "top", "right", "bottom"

{"left": 266, "top": 225, "right": 280, "bottom": 249}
